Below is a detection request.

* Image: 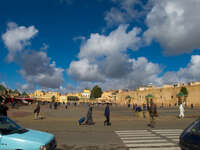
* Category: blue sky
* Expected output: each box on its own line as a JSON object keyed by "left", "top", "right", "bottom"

{"left": 0, "top": 0, "right": 200, "bottom": 92}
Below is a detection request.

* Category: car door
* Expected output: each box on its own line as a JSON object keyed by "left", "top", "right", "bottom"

{"left": 186, "top": 121, "right": 200, "bottom": 150}
{"left": 0, "top": 134, "right": 2, "bottom": 149}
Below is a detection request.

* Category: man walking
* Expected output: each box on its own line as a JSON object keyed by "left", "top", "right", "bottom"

{"left": 179, "top": 103, "right": 184, "bottom": 119}
{"left": 104, "top": 103, "right": 111, "bottom": 126}
{"left": 0, "top": 101, "right": 9, "bottom": 116}
{"left": 143, "top": 103, "right": 147, "bottom": 118}
{"left": 148, "top": 101, "right": 157, "bottom": 128}
{"left": 34, "top": 102, "right": 40, "bottom": 120}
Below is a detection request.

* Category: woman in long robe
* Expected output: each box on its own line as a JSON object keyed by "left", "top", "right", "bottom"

{"left": 85, "top": 106, "right": 94, "bottom": 125}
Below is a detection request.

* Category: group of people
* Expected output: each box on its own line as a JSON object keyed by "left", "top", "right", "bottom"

{"left": 79, "top": 103, "right": 111, "bottom": 126}
{"left": 132, "top": 101, "right": 158, "bottom": 128}
{"left": 32, "top": 99, "right": 186, "bottom": 128}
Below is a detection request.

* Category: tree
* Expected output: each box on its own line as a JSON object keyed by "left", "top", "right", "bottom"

{"left": 177, "top": 87, "right": 188, "bottom": 105}
{"left": 13, "top": 89, "right": 20, "bottom": 95}
{"left": 90, "top": 85, "right": 103, "bottom": 99}
{"left": 21, "top": 91, "right": 28, "bottom": 97}
{"left": 125, "top": 95, "right": 131, "bottom": 104}
{"left": 0, "top": 84, "right": 6, "bottom": 91}
{"left": 51, "top": 95, "right": 56, "bottom": 102}
{"left": 180, "top": 87, "right": 188, "bottom": 97}
{"left": 0, "top": 84, "right": 7, "bottom": 95}
{"left": 180, "top": 87, "right": 188, "bottom": 106}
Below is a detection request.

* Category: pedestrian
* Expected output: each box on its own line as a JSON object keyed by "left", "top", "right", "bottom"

{"left": 132, "top": 103, "right": 135, "bottom": 111}
{"left": 65, "top": 103, "right": 68, "bottom": 109}
{"left": 134, "top": 104, "right": 137, "bottom": 111}
{"left": 104, "top": 103, "right": 111, "bottom": 126}
{"left": 49, "top": 102, "right": 52, "bottom": 109}
{"left": 34, "top": 102, "right": 40, "bottom": 120}
{"left": 179, "top": 103, "right": 184, "bottom": 119}
{"left": 148, "top": 101, "right": 157, "bottom": 128}
{"left": 142, "top": 103, "right": 147, "bottom": 118}
{"left": 54, "top": 102, "right": 57, "bottom": 110}
{"left": 0, "top": 101, "right": 9, "bottom": 116}
{"left": 85, "top": 105, "right": 95, "bottom": 125}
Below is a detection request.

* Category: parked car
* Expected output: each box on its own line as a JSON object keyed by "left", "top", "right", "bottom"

{"left": 180, "top": 117, "right": 200, "bottom": 150}
{"left": 0, "top": 116, "right": 56, "bottom": 150}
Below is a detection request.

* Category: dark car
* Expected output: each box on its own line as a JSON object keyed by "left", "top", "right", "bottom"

{"left": 180, "top": 118, "right": 200, "bottom": 150}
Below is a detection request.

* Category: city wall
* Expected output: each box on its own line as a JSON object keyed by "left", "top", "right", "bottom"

{"left": 115, "top": 84, "right": 200, "bottom": 107}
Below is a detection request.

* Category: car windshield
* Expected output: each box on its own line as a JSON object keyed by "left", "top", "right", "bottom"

{"left": 0, "top": 116, "right": 23, "bottom": 134}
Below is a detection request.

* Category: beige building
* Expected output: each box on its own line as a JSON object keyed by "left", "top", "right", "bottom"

{"left": 81, "top": 89, "right": 91, "bottom": 99}
{"left": 115, "top": 82, "right": 200, "bottom": 107}
{"left": 31, "top": 90, "right": 61, "bottom": 102}
{"left": 30, "top": 89, "right": 91, "bottom": 103}
{"left": 29, "top": 82, "right": 200, "bottom": 106}
{"left": 98, "top": 90, "right": 118, "bottom": 103}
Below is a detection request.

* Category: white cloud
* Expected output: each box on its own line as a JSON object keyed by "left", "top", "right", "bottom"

{"left": 20, "top": 83, "right": 35, "bottom": 91}
{"left": 20, "top": 51, "right": 64, "bottom": 89}
{"left": 105, "top": 0, "right": 151, "bottom": 26}
{"left": 67, "top": 58, "right": 104, "bottom": 82}
{"left": 162, "top": 55, "right": 200, "bottom": 83}
{"left": 67, "top": 22, "right": 164, "bottom": 90}
{"left": 79, "top": 24, "right": 141, "bottom": 59}
{"left": 0, "top": 82, "right": 7, "bottom": 88}
{"left": 40, "top": 43, "right": 49, "bottom": 50}
{"left": 144, "top": 0, "right": 200, "bottom": 55}
{"left": 2, "top": 22, "right": 38, "bottom": 61}
{"left": 73, "top": 36, "right": 86, "bottom": 41}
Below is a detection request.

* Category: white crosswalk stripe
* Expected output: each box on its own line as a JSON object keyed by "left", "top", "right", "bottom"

{"left": 115, "top": 129, "right": 183, "bottom": 150}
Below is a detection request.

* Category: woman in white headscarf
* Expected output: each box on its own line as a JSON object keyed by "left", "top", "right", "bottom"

{"left": 179, "top": 103, "right": 184, "bottom": 119}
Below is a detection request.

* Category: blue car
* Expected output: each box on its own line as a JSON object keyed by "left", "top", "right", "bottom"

{"left": 0, "top": 116, "right": 56, "bottom": 150}
{"left": 180, "top": 118, "right": 200, "bottom": 150}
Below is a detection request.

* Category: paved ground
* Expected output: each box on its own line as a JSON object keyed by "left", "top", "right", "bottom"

{"left": 116, "top": 129, "right": 182, "bottom": 150}
{"left": 7, "top": 104, "right": 200, "bottom": 150}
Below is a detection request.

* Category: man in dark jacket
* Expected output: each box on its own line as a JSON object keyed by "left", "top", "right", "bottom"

{"left": 0, "top": 101, "right": 9, "bottom": 116}
{"left": 104, "top": 103, "right": 111, "bottom": 126}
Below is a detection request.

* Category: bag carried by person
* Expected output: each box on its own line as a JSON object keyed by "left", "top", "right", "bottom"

{"left": 78, "top": 117, "right": 85, "bottom": 125}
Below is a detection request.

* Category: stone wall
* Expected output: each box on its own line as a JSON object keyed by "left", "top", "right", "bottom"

{"left": 115, "top": 84, "right": 200, "bottom": 107}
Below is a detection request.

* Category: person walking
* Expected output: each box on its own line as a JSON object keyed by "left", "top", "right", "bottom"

{"left": 85, "top": 105, "right": 95, "bottom": 125}
{"left": 54, "top": 102, "right": 57, "bottom": 110}
{"left": 142, "top": 103, "right": 147, "bottom": 118}
{"left": 179, "top": 103, "right": 184, "bottom": 119}
{"left": 0, "top": 101, "right": 9, "bottom": 116}
{"left": 148, "top": 101, "right": 157, "bottom": 128}
{"left": 65, "top": 103, "right": 68, "bottom": 109}
{"left": 34, "top": 102, "right": 40, "bottom": 120}
{"left": 49, "top": 102, "right": 52, "bottom": 109}
{"left": 104, "top": 103, "right": 111, "bottom": 126}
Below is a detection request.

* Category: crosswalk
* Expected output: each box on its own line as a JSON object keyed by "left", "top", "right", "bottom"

{"left": 115, "top": 129, "right": 183, "bottom": 150}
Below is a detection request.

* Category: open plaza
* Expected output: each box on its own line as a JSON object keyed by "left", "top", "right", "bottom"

{"left": 9, "top": 103, "right": 200, "bottom": 150}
